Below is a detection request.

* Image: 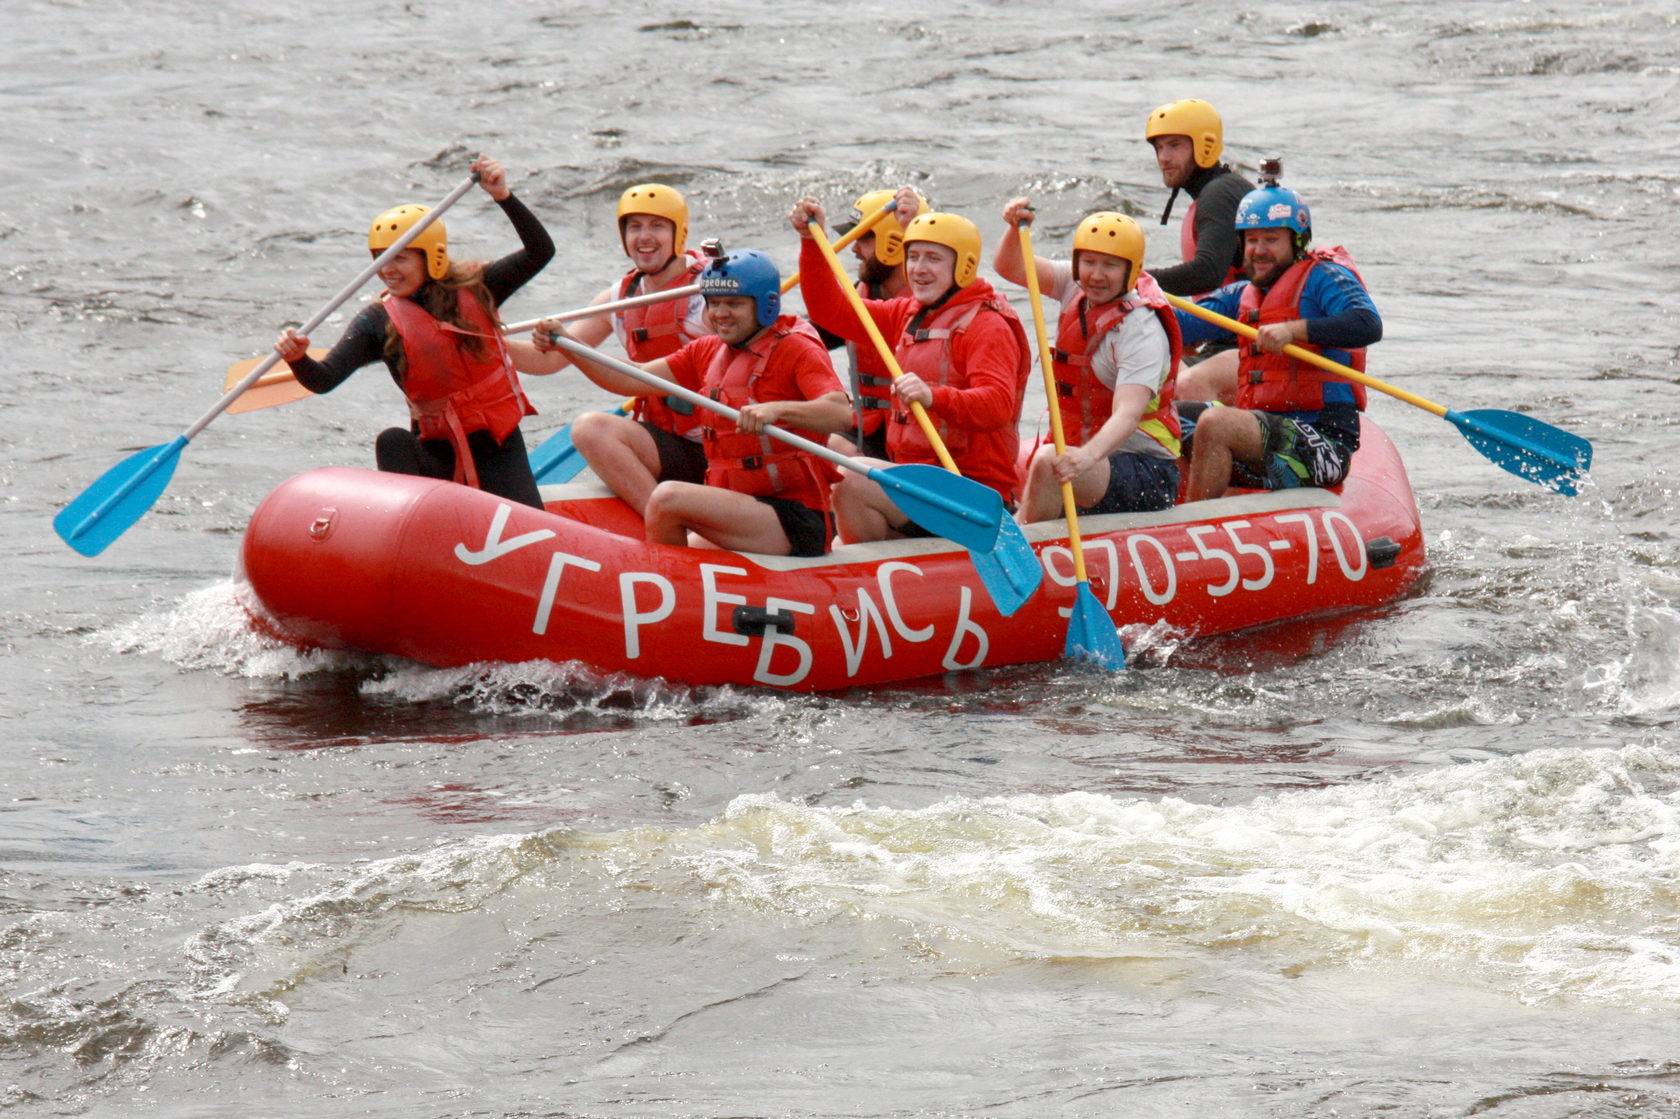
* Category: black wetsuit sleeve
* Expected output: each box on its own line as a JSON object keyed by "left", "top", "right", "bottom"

{"left": 1148, "top": 172, "right": 1252, "bottom": 296}
{"left": 291, "top": 195, "right": 553, "bottom": 393}
{"left": 288, "top": 303, "right": 391, "bottom": 393}
{"left": 480, "top": 193, "right": 555, "bottom": 306}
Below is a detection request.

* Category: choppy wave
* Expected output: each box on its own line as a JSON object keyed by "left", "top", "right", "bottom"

{"left": 4, "top": 747, "right": 1674, "bottom": 1107}
{"left": 120, "top": 746, "right": 1670, "bottom": 1012}
{"left": 663, "top": 745, "right": 1680, "bottom": 1007}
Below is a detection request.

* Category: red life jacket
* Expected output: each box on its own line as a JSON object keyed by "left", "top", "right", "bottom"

{"left": 700, "top": 316, "right": 833, "bottom": 512}
{"left": 886, "top": 284, "right": 1031, "bottom": 499}
{"left": 1050, "top": 272, "right": 1183, "bottom": 456}
{"left": 1180, "top": 198, "right": 1244, "bottom": 297}
{"left": 384, "top": 289, "right": 534, "bottom": 490}
{"left": 1236, "top": 246, "right": 1369, "bottom": 414}
{"left": 616, "top": 250, "right": 708, "bottom": 439}
{"left": 843, "top": 280, "right": 896, "bottom": 437}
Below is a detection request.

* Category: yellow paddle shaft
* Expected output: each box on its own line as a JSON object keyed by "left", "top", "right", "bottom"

{"left": 1162, "top": 292, "right": 1446, "bottom": 418}
{"left": 1017, "top": 223, "right": 1091, "bottom": 583}
{"left": 782, "top": 201, "right": 896, "bottom": 295}
{"left": 807, "top": 222, "right": 961, "bottom": 475}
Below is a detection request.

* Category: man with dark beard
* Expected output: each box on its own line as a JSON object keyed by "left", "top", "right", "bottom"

{"left": 822, "top": 188, "right": 926, "bottom": 457}
{"left": 1143, "top": 99, "right": 1254, "bottom": 404}
{"left": 1174, "top": 180, "right": 1382, "bottom": 502}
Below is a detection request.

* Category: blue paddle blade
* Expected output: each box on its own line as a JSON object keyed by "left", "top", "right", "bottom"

{"left": 970, "top": 515, "right": 1043, "bottom": 617}
{"left": 1064, "top": 581, "right": 1126, "bottom": 670}
{"left": 1445, "top": 407, "right": 1593, "bottom": 496}
{"left": 529, "top": 402, "right": 631, "bottom": 485}
{"left": 54, "top": 436, "right": 188, "bottom": 557}
{"left": 870, "top": 463, "right": 1003, "bottom": 553}
{"left": 528, "top": 425, "right": 586, "bottom": 484}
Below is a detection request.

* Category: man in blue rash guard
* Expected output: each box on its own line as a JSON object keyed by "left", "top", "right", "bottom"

{"left": 1175, "top": 177, "right": 1382, "bottom": 502}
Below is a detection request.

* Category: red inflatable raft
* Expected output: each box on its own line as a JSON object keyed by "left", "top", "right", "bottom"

{"left": 239, "top": 417, "right": 1425, "bottom": 691}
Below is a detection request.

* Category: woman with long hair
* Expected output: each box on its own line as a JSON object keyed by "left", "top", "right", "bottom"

{"left": 274, "top": 155, "right": 555, "bottom": 507}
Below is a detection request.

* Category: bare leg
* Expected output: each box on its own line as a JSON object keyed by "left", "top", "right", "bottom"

{"left": 644, "top": 482, "right": 793, "bottom": 554}
{"left": 828, "top": 432, "right": 862, "bottom": 455}
{"left": 1176, "top": 348, "right": 1239, "bottom": 405}
{"left": 1185, "top": 407, "right": 1266, "bottom": 503}
{"left": 832, "top": 459, "right": 909, "bottom": 543}
{"left": 573, "top": 412, "right": 664, "bottom": 516}
{"left": 1016, "top": 445, "right": 1114, "bottom": 523}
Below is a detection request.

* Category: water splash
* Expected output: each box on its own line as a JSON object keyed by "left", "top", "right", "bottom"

{"left": 99, "top": 579, "right": 360, "bottom": 680}
{"left": 649, "top": 745, "right": 1680, "bottom": 1007}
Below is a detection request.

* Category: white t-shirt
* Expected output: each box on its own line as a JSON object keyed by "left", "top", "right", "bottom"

{"left": 1047, "top": 261, "right": 1175, "bottom": 459}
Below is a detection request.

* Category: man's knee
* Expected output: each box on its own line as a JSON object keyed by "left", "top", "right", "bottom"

{"left": 645, "top": 480, "right": 680, "bottom": 517}
{"left": 832, "top": 473, "right": 868, "bottom": 506}
{"left": 572, "top": 411, "right": 625, "bottom": 452}
{"left": 1194, "top": 406, "right": 1256, "bottom": 444}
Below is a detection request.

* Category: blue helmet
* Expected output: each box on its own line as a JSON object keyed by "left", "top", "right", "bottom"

{"left": 699, "top": 249, "right": 781, "bottom": 328}
{"left": 1235, "top": 185, "right": 1312, "bottom": 237}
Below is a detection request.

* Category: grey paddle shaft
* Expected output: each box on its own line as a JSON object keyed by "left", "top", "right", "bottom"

{"left": 503, "top": 285, "right": 700, "bottom": 335}
{"left": 548, "top": 335, "right": 867, "bottom": 479}
{"left": 183, "top": 172, "right": 480, "bottom": 441}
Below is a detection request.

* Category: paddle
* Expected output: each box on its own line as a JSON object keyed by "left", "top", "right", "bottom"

{"left": 1164, "top": 293, "right": 1594, "bottom": 496}
{"left": 524, "top": 199, "right": 909, "bottom": 486}
{"left": 545, "top": 335, "right": 1004, "bottom": 552}
{"left": 780, "top": 198, "right": 897, "bottom": 294}
{"left": 221, "top": 349, "right": 329, "bottom": 413}
{"left": 223, "top": 284, "right": 706, "bottom": 415}
{"left": 806, "top": 222, "right": 1042, "bottom": 616}
{"left": 1016, "top": 218, "right": 1125, "bottom": 670}
{"left": 54, "top": 172, "right": 481, "bottom": 557}
{"left": 527, "top": 398, "right": 633, "bottom": 484}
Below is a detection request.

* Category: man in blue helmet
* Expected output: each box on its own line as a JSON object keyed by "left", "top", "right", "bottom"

{"left": 536, "top": 251, "right": 853, "bottom": 556}
{"left": 1174, "top": 172, "right": 1382, "bottom": 502}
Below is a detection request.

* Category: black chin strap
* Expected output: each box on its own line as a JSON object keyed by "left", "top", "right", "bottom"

{"left": 1159, "top": 186, "right": 1181, "bottom": 226}
{"left": 906, "top": 286, "right": 958, "bottom": 335}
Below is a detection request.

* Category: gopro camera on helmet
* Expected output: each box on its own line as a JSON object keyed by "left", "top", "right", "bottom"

{"left": 1258, "top": 157, "right": 1284, "bottom": 187}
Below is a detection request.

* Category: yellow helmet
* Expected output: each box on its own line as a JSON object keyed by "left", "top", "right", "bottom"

{"left": 903, "top": 211, "right": 982, "bottom": 288}
{"left": 841, "top": 188, "right": 930, "bottom": 266}
{"left": 367, "top": 204, "right": 448, "bottom": 281}
{"left": 1145, "top": 99, "right": 1224, "bottom": 169}
{"left": 616, "top": 182, "right": 688, "bottom": 258}
{"left": 1072, "top": 212, "right": 1146, "bottom": 291}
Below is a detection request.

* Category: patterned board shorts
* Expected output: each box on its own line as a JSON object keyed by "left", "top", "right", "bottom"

{"left": 1178, "top": 403, "right": 1357, "bottom": 491}
{"left": 1233, "top": 411, "right": 1357, "bottom": 490}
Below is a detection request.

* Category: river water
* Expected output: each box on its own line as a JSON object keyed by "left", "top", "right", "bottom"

{"left": 4, "top": 1, "right": 1679, "bottom": 1115}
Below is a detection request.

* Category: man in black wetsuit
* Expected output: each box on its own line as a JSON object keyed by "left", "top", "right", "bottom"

{"left": 1142, "top": 99, "right": 1254, "bottom": 404}
{"left": 274, "top": 155, "right": 556, "bottom": 508}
